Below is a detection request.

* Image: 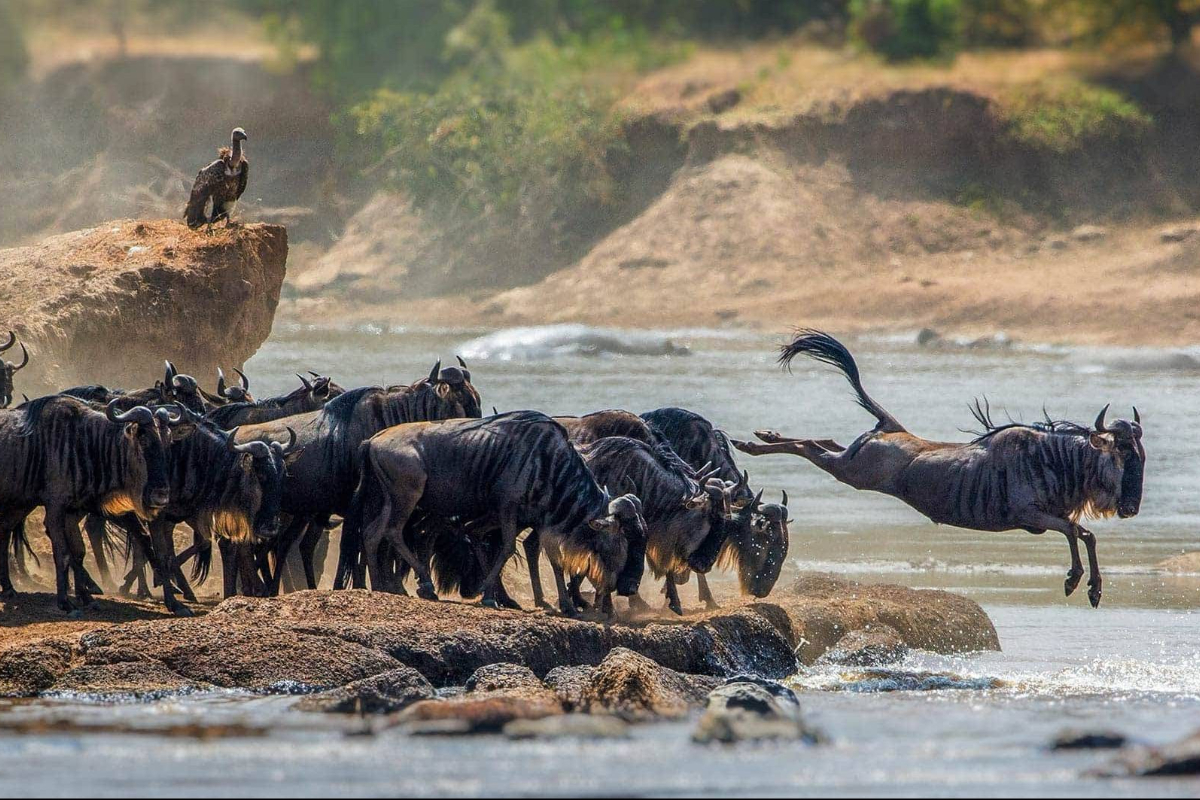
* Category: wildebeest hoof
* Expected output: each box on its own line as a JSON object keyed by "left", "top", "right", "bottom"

{"left": 84, "top": 576, "right": 104, "bottom": 596}
{"left": 1064, "top": 571, "right": 1083, "bottom": 597}
{"left": 627, "top": 596, "right": 650, "bottom": 612}
{"left": 704, "top": 600, "right": 720, "bottom": 611}
{"left": 754, "top": 429, "right": 786, "bottom": 443}
{"left": 480, "top": 597, "right": 500, "bottom": 610}
{"left": 558, "top": 602, "right": 579, "bottom": 618}
{"left": 169, "top": 603, "right": 194, "bottom": 618}
{"left": 499, "top": 597, "right": 523, "bottom": 611}
{"left": 416, "top": 583, "right": 438, "bottom": 602}
{"left": 66, "top": 608, "right": 83, "bottom": 620}
{"left": 667, "top": 602, "right": 684, "bottom": 616}
{"left": 1088, "top": 582, "right": 1102, "bottom": 608}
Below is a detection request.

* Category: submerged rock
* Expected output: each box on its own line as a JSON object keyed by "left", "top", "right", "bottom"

{"left": 48, "top": 661, "right": 210, "bottom": 699}
{"left": 1052, "top": 729, "right": 1128, "bottom": 751}
{"left": 295, "top": 667, "right": 434, "bottom": 714}
{"left": 578, "top": 647, "right": 719, "bottom": 721}
{"left": 543, "top": 665, "right": 596, "bottom": 712}
{"left": 817, "top": 625, "right": 909, "bottom": 667}
{"left": 692, "top": 681, "right": 820, "bottom": 745}
{"left": 504, "top": 714, "right": 630, "bottom": 740}
{"left": 1106, "top": 731, "right": 1200, "bottom": 777}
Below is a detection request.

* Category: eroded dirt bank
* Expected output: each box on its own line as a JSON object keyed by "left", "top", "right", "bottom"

{"left": 0, "top": 574, "right": 998, "bottom": 698}
{"left": 0, "top": 219, "right": 286, "bottom": 394}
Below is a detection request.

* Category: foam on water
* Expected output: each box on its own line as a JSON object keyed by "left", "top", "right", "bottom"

{"left": 457, "top": 324, "right": 693, "bottom": 360}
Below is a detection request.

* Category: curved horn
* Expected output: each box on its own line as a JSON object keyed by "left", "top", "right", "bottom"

{"left": 428, "top": 360, "right": 442, "bottom": 383}
{"left": 281, "top": 426, "right": 298, "bottom": 454}
{"left": 740, "top": 469, "right": 749, "bottom": 489}
{"left": 751, "top": 488, "right": 764, "bottom": 511}
{"left": 165, "top": 361, "right": 177, "bottom": 384}
{"left": 234, "top": 367, "right": 250, "bottom": 391}
{"left": 492, "top": 406, "right": 499, "bottom": 416}
{"left": 308, "top": 371, "right": 321, "bottom": 379}
{"left": 11, "top": 344, "right": 28, "bottom": 372}
{"left": 296, "top": 373, "right": 314, "bottom": 391}
{"left": 0, "top": 332, "right": 14, "bottom": 353}
{"left": 781, "top": 489, "right": 789, "bottom": 508}
{"left": 217, "top": 367, "right": 231, "bottom": 398}
{"left": 105, "top": 401, "right": 154, "bottom": 426}
{"left": 224, "top": 427, "right": 271, "bottom": 458}
{"left": 1094, "top": 404, "right": 1110, "bottom": 433}
{"left": 457, "top": 356, "right": 468, "bottom": 369}
{"left": 1133, "top": 406, "right": 1141, "bottom": 425}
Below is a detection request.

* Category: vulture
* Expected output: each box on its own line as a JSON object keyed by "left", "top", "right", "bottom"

{"left": 184, "top": 127, "right": 249, "bottom": 230}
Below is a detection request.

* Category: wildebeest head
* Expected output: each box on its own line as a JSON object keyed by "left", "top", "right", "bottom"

{"left": 426, "top": 357, "right": 483, "bottom": 418}
{"left": 222, "top": 425, "right": 303, "bottom": 540}
{"left": 588, "top": 492, "right": 648, "bottom": 596}
{"left": 217, "top": 367, "right": 254, "bottom": 404}
{"left": 296, "top": 371, "right": 343, "bottom": 403}
{"left": 1090, "top": 405, "right": 1146, "bottom": 519}
{"left": 105, "top": 401, "right": 182, "bottom": 515}
{"left": 0, "top": 333, "right": 28, "bottom": 409}
{"left": 737, "top": 490, "right": 791, "bottom": 598}
{"left": 164, "top": 361, "right": 207, "bottom": 414}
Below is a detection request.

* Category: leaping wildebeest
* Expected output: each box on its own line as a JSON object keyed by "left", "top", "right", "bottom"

{"left": 731, "top": 330, "right": 1146, "bottom": 608}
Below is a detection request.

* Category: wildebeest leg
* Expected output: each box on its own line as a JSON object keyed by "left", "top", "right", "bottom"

{"left": 158, "top": 522, "right": 198, "bottom": 603}
{"left": 299, "top": 517, "right": 330, "bottom": 590}
{"left": 147, "top": 521, "right": 191, "bottom": 617}
{"left": 220, "top": 539, "right": 238, "bottom": 597}
{"left": 479, "top": 518, "right": 521, "bottom": 610}
{"left": 754, "top": 430, "right": 846, "bottom": 452}
{"left": 522, "top": 530, "right": 551, "bottom": 610}
{"left": 268, "top": 515, "right": 311, "bottom": 596}
{"left": 472, "top": 534, "right": 520, "bottom": 610}
{"left": 64, "top": 514, "right": 96, "bottom": 606}
{"left": 84, "top": 514, "right": 114, "bottom": 589}
{"left": 1019, "top": 511, "right": 1092, "bottom": 605}
{"left": 43, "top": 506, "right": 78, "bottom": 614}
{"left": 0, "top": 526, "right": 13, "bottom": 599}
{"left": 1078, "top": 527, "right": 1102, "bottom": 608}
{"left": 663, "top": 577, "right": 683, "bottom": 616}
{"left": 1062, "top": 528, "right": 1084, "bottom": 598}
{"left": 364, "top": 481, "right": 432, "bottom": 599}
{"left": 549, "top": 561, "right": 577, "bottom": 619}
{"left": 696, "top": 573, "right": 719, "bottom": 610}
{"left": 567, "top": 574, "right": 591, "bottom": 612}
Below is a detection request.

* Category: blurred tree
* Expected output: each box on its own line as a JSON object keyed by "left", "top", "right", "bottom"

{"left": 961, "top": 0, "right": 1036, "bottom": 46}
{"left": 850, "top": 0, "right": 963, "bottom": 60}
{"left": 1085, "top": 0, "right": 1200, "bottom": 48}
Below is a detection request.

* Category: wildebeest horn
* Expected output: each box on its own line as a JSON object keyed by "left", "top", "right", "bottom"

{"left": 308, "top": 371, "right": 321, "bottom": 379}
{"left": 1133, "top": 407, "right": 1141, "bottom": 425}
{"left": 224, "top": 427, "right": 271, "bottom": 459}
{"left": 427, "top": 360, "right": 442, "bottom": 383}
{"left": 457, "top": 356, "right": 468, "bottom": 369}
{"left": 751, "top": 488, "right": 764, "bottom": 510}
{"left": 739, "top": 469, "right": 749, "bottom": 489}
{"left": 492, "top": 406, "right": 499, "bottom": 416}
{"left": 165, "top": 361, "right": 177, "bottom": 384}
{"left": 1094, "top": 404, "right": 1110, "bottom": 433}
{"left": 0, "top": 332, "right": 14, "bottom": 353}
{"left": 217, "top": 368, "right": 230, "bottom": 397}
{"left": 234, "top": 367, "right": 250, "bottom": 391}
{"left": 296, "top": 373, "right": 314, "bottom": 391}
{"left": 11, "top": 344, "right": 28, "bottom": 371}
{"left": 623, "top": 475, "right": 638, "bottom": 495}
{"left": 105, "top": 401, "right": 154, "bottom": 426}
{"left": 781, "top": 489, "right": 789, "bottom": 508}
{"left": 277, "top": 426, "right": 298, "bottom": 455}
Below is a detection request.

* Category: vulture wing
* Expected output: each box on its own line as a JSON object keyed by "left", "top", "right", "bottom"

{"left": 183, "top": 159, "right": 226, "bottom": 228}
{"left": 235, "top": 157, "right": 249, "bottom": 202}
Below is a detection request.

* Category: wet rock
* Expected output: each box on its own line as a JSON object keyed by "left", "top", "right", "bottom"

{"left": 544, "top": 665, "right": 595, "bottom": 712}
{"left": 817, "top": 625, "right": 909, "bottom": 667}
{"left": 48, "top": 661, "right": 210, "bottom": 698}
{"left": 504, "top": 714, "right": 630, "bottom": 740}
{"left": 916, "top": 327, "right": 943, "bottom": 347}
{"left": 1052, "top": 729, "right": 1128, "bottom": 750}
{"left": 464, "top": 663, "right": 545, "bottom": 695}
{"left": 692, "top": 681, "right": 819, "bottom": 745}
{"left": 398, "top": 693, "right": 562, "bottom": 734}
{"left": 779, "top": 574, "right": 999, "bottom": 664}
{"left": 579, "top": 647, "right": 719, "bottom": 721}
{"left": 1071, "top": 224, "right": 1107, "bottom": 242}
{"left": 1, "top": 220, "right": 286, "bottom": 394}
{"left": 0, "top": 638, "right": 74, "bottom": 697}
{"left": 1107, "top": 731, "right": 1200, "bottom": 777}
{"left": 79, "top": 617, "right": 401, "bottom": 692}
{"left": 294, "top": 667, "right": 434, "bottom": 714}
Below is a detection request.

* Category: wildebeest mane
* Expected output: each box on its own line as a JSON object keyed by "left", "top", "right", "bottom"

{"left": 968, "top": 397, "right": 1092, "bottom": 443}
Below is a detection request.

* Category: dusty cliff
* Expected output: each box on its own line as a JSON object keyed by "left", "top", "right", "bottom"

{"left": 0, "top": 219, "right": 286, "bottom": 394}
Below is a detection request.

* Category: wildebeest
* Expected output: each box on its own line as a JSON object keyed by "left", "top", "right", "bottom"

{"left": 207, "top": 372, "right": 344, "bottom": 428}
{"left": 0, "top": 397, "right": 180, "bottom": 612}
{"left": 641, "top": 406, "right": 790, "bottom": 606}
{"left": 342, "top": 412, "right": 648, "bottom": 617}
{"left": 555, "top": 410, "right": 659, "bottom": 446}
{"left": 238, "top": 361, "right": 482, "bottom": 594}
{"left": 731, "top": 329, "right": 1146, "bottom": 607}
{"left": 0, "top": 332, "right": 28, "bottom": 409}
{"left": 104, "top": 412, "right": 301, "bottom": 612}
{"left": 577, "top": 435, "right": 727, "bottom": 615}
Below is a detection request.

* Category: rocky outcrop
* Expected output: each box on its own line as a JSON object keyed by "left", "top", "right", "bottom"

{"left": 0, "top": 575, "right": 999, "bottom": 698}
{"left": 776, "top": 574, "right": 1000, "bottom": 664}
{"left": 0, "top": 220, "right": 286, "bottom": 394}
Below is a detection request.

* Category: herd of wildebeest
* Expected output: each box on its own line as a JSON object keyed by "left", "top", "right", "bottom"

{"left": 0, "top": 327, "right": 1145, "bottom": 619}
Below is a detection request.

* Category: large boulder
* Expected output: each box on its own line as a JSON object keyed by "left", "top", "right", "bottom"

{"left": 0, "top": 638, "right": 74, "bottom": 697}
{"left": 577, "top": 647, "right": 719, "bottom": 721}
{"left": 777, "top": 574, "right": 999, "bottom": 663}
{"left": 0, "top": 220, "right": 286, "bottom": 394}
{"left": 692, "top": 680, "right": 820, "bottom": 745}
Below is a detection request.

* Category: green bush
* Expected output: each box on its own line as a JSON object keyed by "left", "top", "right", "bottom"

{"left": 850, "top": 0, "right": 963, "bottom": 60}
{"left": 0, "top": 3, "right": 29, "bottom": 93}
{"left": 961, "top": 0, "right": 1036, "bottom": 46}
{"left": 1001, "top": 81, "right": 1152, "bottom": 152}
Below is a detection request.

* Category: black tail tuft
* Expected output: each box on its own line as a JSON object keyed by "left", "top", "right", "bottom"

{"left": 778, "top": 329, "right": 904, "bottom": 433}
{"left": 191, "top": 541, "right": 213, "bottom": 585}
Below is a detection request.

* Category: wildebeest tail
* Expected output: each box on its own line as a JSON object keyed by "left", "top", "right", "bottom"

{"left": 778, "top": 329, "right": 905, "bottom": 433}
{"left": 10, "top": 521, "right": 39, "bottom": 575}
{"left": 430, "top": 527, "right": 479, "bottom": 597}
{"left": 191, "top": 541, "right": 213, "bottom": 585}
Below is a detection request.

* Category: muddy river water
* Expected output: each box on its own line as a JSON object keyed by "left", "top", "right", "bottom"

{"left": 3, "top": 323, "right": 1199, "bottom": 796}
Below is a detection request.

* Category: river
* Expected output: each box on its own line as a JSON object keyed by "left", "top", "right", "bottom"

{"left": 2, "top": 322, "right": 1198, "bottom": 796}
